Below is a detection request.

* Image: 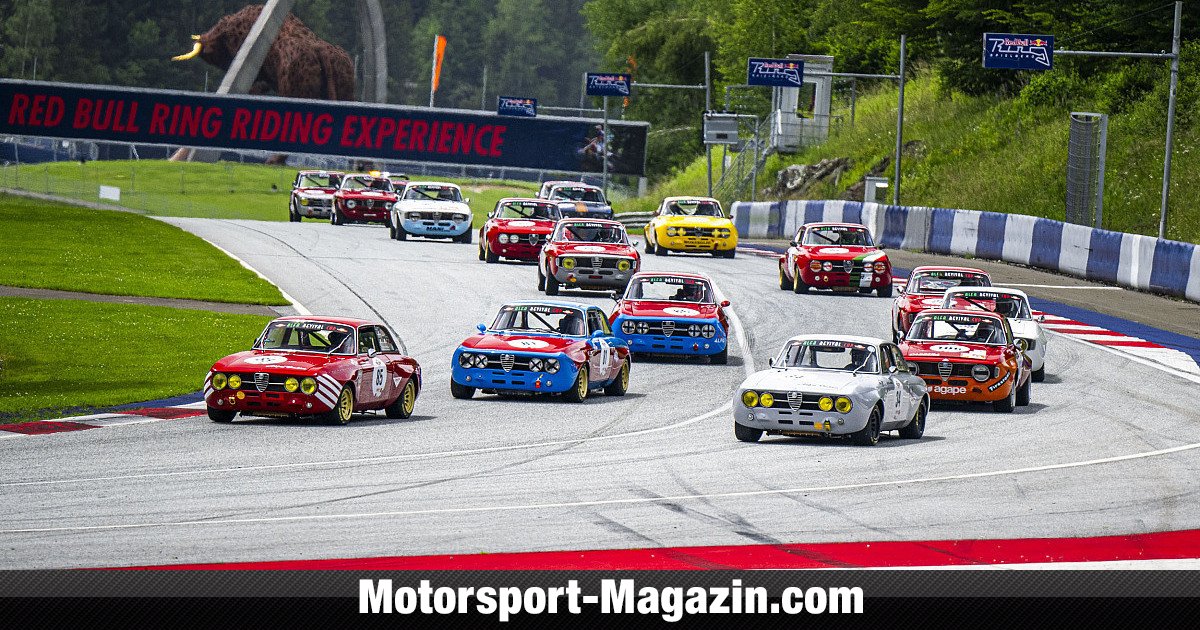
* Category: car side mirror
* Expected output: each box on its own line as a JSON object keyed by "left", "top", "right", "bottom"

{"left": 464, "top": 197, "right": 471, "bottom": 204}
{"left": 789, "top": 240, "right": 797, "bottom": 247}
{"left": 888, "top": 365, "right": 898, "bottom": 374}
{"left": 721, "top": 300, "right": 731, "bottom": 307}
{"left": 768, "top": 357, "right": 775, "bottom": 368}
{"left": 1038, "top": 315, "right": 1046, "bottom": 323}
{"left": 367, "top": 347, "right": 377, "bottom": 358}
{"left": 476, "top": 323, "right": 487, "bottom": 333}
{"left": 610, "top": 291, "right": 622, "bottom": 302}
{"left": 632, "top": 240, "right": 640, "bottom": 247}
{"left": 591, "top": 330, "right": 605, "bottom": 339}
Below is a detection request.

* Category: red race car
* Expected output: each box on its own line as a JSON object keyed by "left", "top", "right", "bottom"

{"left": 478, "top": 198, "right": 562, "bottom": 263}
{"left": 891, "top": 266, "right": 992, "bottom": 343}
{"left": 538, "top": 218, "right": 640, "bottom": 295}
{"left": 289, "top": 170, "right": 343, "bottom": 222}
{"left": 331, "top": 172, "right": 398, "bottom": 225}
{"left": 779, "top": 222, "right": 893, "bottom": 297}
{"left": 898, "top": 309, "right": 1032, "bottom": 412}
{"left": 204, "top": 316, "right": 421, "bottom": 425}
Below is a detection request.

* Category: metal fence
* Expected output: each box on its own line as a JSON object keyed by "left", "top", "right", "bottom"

{"left": 1065, "top": 112, "right": 1108, "bottom": 228}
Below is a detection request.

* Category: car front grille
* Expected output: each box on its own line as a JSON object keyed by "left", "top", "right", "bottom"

{"left": 911, "top": 361, "right": 978, "bottom": 378}
{"left": 678, "top": 227, "right": 717, "bottom": 237}
{"left": 759, "top": 391, "right": 837, "bottom": 412}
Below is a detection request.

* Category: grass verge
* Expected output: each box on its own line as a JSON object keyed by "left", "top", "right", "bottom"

{"left": 0, "top": 297, "right": 272, "bottom": 420}
{"left": 0, "top": 194, "right": 288, "bottom": 305}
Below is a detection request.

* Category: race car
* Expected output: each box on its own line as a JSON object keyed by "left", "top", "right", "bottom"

{"left": 204, "top": 316, "right": 421, "bottom": 425}
{"left": 289, "top": 170, "right": 342, "bottom": 221}
{"left": 898, "top": 309, "right": 1032, "bottom": 412}
{"left": 643, "top": 196, "right": 738, "bottom": 258}
{"left": 538, "top": 218, "right": 640, "bottom": 295}
{"left": 733, "top": 335, "right": 929, "bottom": 445}
{"left": 390, "top": 181, "right": 474, "bottom": 243}
{"left": 610, "top": 271, "right": 731, "bottom": 363}
{"left": 779, "top": 222, "right": 892, "bottom": 296}
{"left": 542, "top": 182, "right": 613, "bottom": 219}
{"left": 940, "top": 286, "right": 1048, "bottom": 382}
{"left": 330, "top": 173, "right": 398, "bottom": 225}
{"left": 450, "top": 301, "right": 631, "bottom": 403}
{"left": 478, "top": 198, "right": 562, "bottom": 263}
{"left": 891, "top": 266, "right": 992, "bottom": 343}
{"left": 537, "top": 180, "right": 581, "bottom": 199}
{"left": 385, "top": 172, "right": 409, "bottom": 190}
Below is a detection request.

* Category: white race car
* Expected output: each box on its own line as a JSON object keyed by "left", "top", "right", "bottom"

{"left": 939, "top": 286, "right": 1048, "bottom": 382}
{"left": 733, "top": 335, "right": 929, "bottom": 446}
{"left": 389, "top": 181, "right": 473, "bottom": 243}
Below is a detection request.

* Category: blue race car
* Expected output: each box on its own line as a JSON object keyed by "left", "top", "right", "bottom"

{"left": 610, "top": 272, "right": 730, "bottom": 364}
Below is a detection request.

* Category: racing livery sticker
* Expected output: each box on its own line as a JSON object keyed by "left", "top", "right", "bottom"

{"left": 244, "top": 355, "right": 288, "bottom": 365}
{"left": 371, "top": 357, "right": 387, "bottom": 397}
{"left": 508, "top": 339, "right": 551, "bottom": 349}
{"left": 663, "top": 307, "right": 700, "bottom": 316}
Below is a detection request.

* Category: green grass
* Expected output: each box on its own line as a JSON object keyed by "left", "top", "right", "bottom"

{"left": 0, "top": 195, "right": 288, "bottom": 305}
{"left": 0, "top": 297, "right": 272, "bottom": 418}
{"left": 0, "top": 160, "right": 538, "bottom": 226}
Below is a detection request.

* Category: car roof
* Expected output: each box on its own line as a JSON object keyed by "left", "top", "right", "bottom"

{"left": 273, "top": 315, "right": 378, "bottom": 327}
{"left": 404, "top": 181, "right": 461, "bottom": 188}
{"left": 543, "top": 180, "right": 583, "bottom": 186}
{"left": 943, "top": 286, "right": 1029, "bottom": 300}
{"left": 496, "top": 197, "right": 556, "bottom": 204}
{"left": 502, "top": 300, "right": 596, "bottom": 311}
{"left": 557, "top": 217, "right": 623, "bottom": 226}
{"left": 662, "top": 196, "right": 720, "bottom": 204}
{"left": 630, "top": 271, "right": 711, "bottom": 281}
{"left": 298, "top": 169, "right": 343, "bottom": 174}
{"left": 802, "top": 222, "right": 869, "bottom": 229}
{"left": 783, "top": 333, "right": 889, "bottom": 346}
{"left": 551, "top": 182, "right": 600, "bottom": 190}
{"left": 910, "top": 265, "right": 990, "bottom": 274}
{"left": 913, "top": 308, "right": 1007, "bottom": 321}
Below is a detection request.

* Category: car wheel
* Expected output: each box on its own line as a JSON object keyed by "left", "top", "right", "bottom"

{"left": 385, "top": 380, "right": 417, "bottom": 419}
{"left": 1016, "top": 373, "right": 1031, "bottom": 406}
{"left": 395, "top": 223, "right": 407, "bottom": 240}
{"left": 734, "top": 421, "right": 762, "bottom": 443}
{"left": 485, "top": 242, "right": 499, "bottom": 263}
{"left": 331, "top": 208, "right": 343, "bottom": 226}
{"left": 877, "top": 283, "right": 894, "bottom": 298}
{"left": 390, "top": 223, "right": 397, "bottom": 239}
{"left": 644, "top": 237, "right": 653, "bottom": 254}
{"left": 563, "top": 364, "right": 589, "bottom": 403}
{"left": 778, "top": 264, "right": 790, "bottom": 290}
{"left": 537, "top": 268, "right": 546, "bottom": 291}
{"left": 604, "top": 360, "right": 629, "bottom": 396}
{"left": 321, "top": 385, "right": 355, "bottom": 425}
{"left": 851, "top": 406, "right": 882, "bottom": 446}
{"left": 1033, "top": 365, "right": 1045, "bottom": 382}
{"left": 545, "top": 273, "right": 560, "bottom": 296}
{"left": 792, "top": 267, "right": 809, "bottom": 294}
{"left": 458, "top": 229, "right": 473, "bottom": 244}
{"left": 289, "top": 202, "right": 300, "bottom": 222}
{"left": 710, "top": 347, "right": 728, "bottom": 365}
{"left": 722, "top": 248, "right": 736, "bottom": 259}
{"left": 450, "top": 380, "right": 475, "bottom": 400}
{"left": 654, "top": 242, "right": 667, "bottom": 256}
{"left": 207, "top": 407, "right": 236, "bottom": 423}
{"left": 898, "top": 400, "right": 926, "bottom": 439}
{"left": 993, "top": 381, "right": 1017, "bottom": 413}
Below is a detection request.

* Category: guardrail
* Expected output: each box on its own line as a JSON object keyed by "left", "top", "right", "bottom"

{"left": 733, "top": 199, "right": 1200, "bottom": 303}
{"left": 614, "top": 211, "right": 653, "bottom": 229}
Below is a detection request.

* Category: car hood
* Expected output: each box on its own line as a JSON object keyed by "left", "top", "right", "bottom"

{"left": 619, "top": 300, "right": 720, "bottom": 319}
{"left": 658, "top": 215, "right": 734, "bottom": 228}
{"left": 396, "top": 199, "right": 470, "bottom": 213}
{"left": 337, "top": 190, "right": 396, "bottom": 200}
{"left": 461, "top": 333, "right": 582, "bottom": 354}
{"left": 900, "top": 341, "right": 1005, "bottom": 363}
{"left": 739, "top": 368, "right": 878, "bottom": 394}
{"left": 487, "top": 218, "right": 557, "bottom": 233}
{"left": 557, "top": 201, "right": 612, "bottom": 214}
{"left": 799, "top": 245, "right": 886, "bottom": 260}
{"left": 211, "top": 350, "right": 346, "bottom": 373}
{"left": 557, "top": 242, "right": 636, "bottom": 257}
{"left": 898, "top": 293, "right": 949, "bottom": 312}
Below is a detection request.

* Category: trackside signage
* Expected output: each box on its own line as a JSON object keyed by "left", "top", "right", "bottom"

{"left": 982, "top": 33, "right": 1054, "bottom": 70}
{"left": 0, "top": 79, "right": 648, "bottom": 176}
{"left": 497, "top": 96, "right": 537, "bottom": 118}
{"left": 585, "top": 73, "right": 631, "bottom": 97}
{"left": 746, "top": 58, "right": 805, "bottom": 88}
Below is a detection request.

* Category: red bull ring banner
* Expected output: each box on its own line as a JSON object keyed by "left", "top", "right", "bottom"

{"left": 0, "top": 79, "right": 649, "bottom": 176}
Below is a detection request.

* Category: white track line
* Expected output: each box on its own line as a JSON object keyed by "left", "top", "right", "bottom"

{"left": 192, "top": 234, "right": 311, "bottom": 316}
{"left": 4, "top": 439, "right": 1199, "bottom": 534}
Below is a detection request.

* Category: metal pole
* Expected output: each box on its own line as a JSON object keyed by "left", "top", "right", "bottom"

{"left": 602, "top": 95, "right": 609, "bottom": 195}
{"left": 850, "top": 78, "right": 857, "bottom": 127}
{"left": 428, "top": 35, "right": 438, "bottom": 108}
{"left": 480, "top": 65, "right": 488, "bottom": 110}
{"left": 1096, "top": 114, "right": 1108, "bottom": 229}
{"left": 580, "top": 73, "right": 587, "bottom": 109}
{"left": 893, "top": 34, "right": 907, "bottom": 206}
{"left": 1158, "top": 0, "right": 1181, "bottom": 240}
{"left": 705, "top": 51, "right": 712, "bottom": 197}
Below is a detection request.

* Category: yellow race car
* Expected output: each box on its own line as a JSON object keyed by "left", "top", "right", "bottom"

{"left": 644, "top": 196, "right": 738, "bottom": 258}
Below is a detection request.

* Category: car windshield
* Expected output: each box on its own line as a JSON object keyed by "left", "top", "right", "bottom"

{"left": 491, "top": 304, "right": 586, "bottom": 336}
{"left": 776, "top": 340, "right": 879, "bottom": 373}
{"left": 343, "top": 176, "right": 391, "bottom": 192}
{"left": 496, "top": 200, "right": 559, "bottom": 220}
{"left": 801, "top": 226, "right": 873, "bottom": 246}
{"left": 625, "top": 276, "right": 714, "bottom": 303}
{"left": 912, "top": 272, "right": 991, "bottom": 294}
{"left": 908, "top": 314, "right": 1007, "bottom": 345}
{"left": 255, "top": 320, "right": 356, "bottom": 354}
{"left": 405, "top": 184, "right": 463, "bottom": 202}
{"left": 298, "top": 173, "right": 338, "bottom": 188}
{"left": 664, "top": 200, "right": 723, "bottom": 217}
{"left": 557, "top": 222, "right": 627, "bottom": 244}
{"left": 552, "top": 187, "right": 605, "bottom": 203}
{"left": 944, "top": 291, "right": 1032, "bottom": 319}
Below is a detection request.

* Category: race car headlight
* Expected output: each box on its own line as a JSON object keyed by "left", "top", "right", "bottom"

{"left": 716, "top": 228, "right": 730, "bottom": 238}
{"left": 471, "top": 354, "right": 488, "bottom": 368}
{"left": 346, "top": 200, "right": 357, "bottom": 209}
{"left": 529, "top": 358, "right": 545, "bottom": 372}
{"left": 972, "top": 365, "right": 992, "bottom": 382}
{"left": 498, "top": 234, "right": 511, "bottom": 244}
{"left": 227, "top": 374, "right": 242, "bottom": 389}
{"left": 702, "top": 324, "right": 716, "bottom": 338}
{"left": 907, "top": 362, "right": 920, "bottom": 373}
{"left": 458, "top": 352, "right": 475, "bottom": 368}
{"left": 688, "top": 323, "right": 701, "bottom": 337}
{"left": 818, "top": 396, "right": 834, "bottom": 412}
{"left": 635, "top": 321, "right": 650, "bottom": 335}
{"left": 545, "top": 358, "right": 560, "bottom": 374}
{"left": 211, "top": 372, "right": 227, "bottom": 390}
{"left": 759, "top": 392, "right": 775, "bottom": 408}
{"left": 617, "top": 259, "right": 632, "bottom": 272}
{"left": 284, "top": 377, "right": 299, "bottom": 392}
{"left": 822, "top": 261, "right": 833, "bottom": 272}
{"left": 453, "top": 213, "right": 469, "bottom": 222}
{"left": 300, "top": 377, "right": 317, "bottom": 395}
{"left": 741, "top": 390, "right": 759, "bottom": 407}
{"left": 874, "top": 261, "right": 888, "bottom": 274}
{"left": 300, "top": 197, "right": 310, "bottom": 206}
{"left": 834, "top": 397, "right": 853, "bottom": 413}
{"left": 621, "top": 320, "right": 637, "bottom": 335}
{"left": 666, "top": 227, "right": 678, "bottom": 237}
{"left": 560, "top": 257, "right": 576, "bottom": 270}
{"left": 809, "top": 260, "right": 821, "bottom": 272}
{"left": 406, "top": 212, "right": 421, "bottom": 220}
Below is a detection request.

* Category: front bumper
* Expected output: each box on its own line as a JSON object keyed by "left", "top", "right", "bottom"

{"left": 402, "top": 218, "right": 472, "bottom": 237}
{"left": 489, "top": 240, "right": 543, "bottom": 260}
{"left": 920, "top": 374, "right": 1014, "bottom": 402}
{"left": 657, "top": 234, "right": 737, "bottom": 253}
{"left": 341, "top": 206, "right": 391, "bottom": 222}
{"left": 800, "top": 267, "right": 892, "bottom": 290}
{"left": 296, "top": 199, "right": 332, "bottom": 218}
{"left": 205, "top": 389, "right": 333, "bottom": 415}
{"left": 733, "top": 403, "right": 869, "bottom": 435}
{"left": 451, "top": 364, "right": 579, "bottom": 394}
{"left": 613, "top": 318, "right": 727, "bottom": 356}
{"left": 550, "top": 267, "right": 633, "bottom": 290}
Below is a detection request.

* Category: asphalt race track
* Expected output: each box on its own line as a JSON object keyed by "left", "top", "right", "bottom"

{"left": 2, "top": 218, "right": 1199, "bottom": 569}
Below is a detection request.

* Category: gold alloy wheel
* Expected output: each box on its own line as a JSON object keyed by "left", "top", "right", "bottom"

{"left": 620, "top": 361, "right": 629, "bottom": 390}
{"left": 337, "top": 388, "right": 353, "bottom": 424}
{"left": 576, "top": 367, "right": 589, "bottom": 400}
{"left": 402, "top": 381, "right": 416, "bottom": 415}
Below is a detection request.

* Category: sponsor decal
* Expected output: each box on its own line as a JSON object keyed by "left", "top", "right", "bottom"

{"left": 747, "top": 58, "right": 805, "bottom": 87}
{"left": 585, "top": 73, "right": 632, "bottom": 97}
{"left": 371, "top": 357, "right": 387, "bottom": 396}
{"left": 987, "top": 371, "right": 1012, "bottom": 392}
{"left": 930, "top": 344, "right": 970, "bottom": 354}
{"left": 932, "top": 385, "right": 967, "bottom": 395}
{"left": 243, "top": 355, "right": 287, "bottom": 365}
{"left": 506, "top": 220, "right": 535, "bottom": 227}
{"left": 983, "top": 33, "right": 1054, "bottom": 70}
{"left": 593, "top": 338, "right": 613, "bottom": 372}
{"left": 508, "top": 339, "right": 551, "bottom": 349}
{"left": 505, "top": 305, "right": 577, "bottom": 315}
{"left": 816, "top": 247, "right": 849, "bottom": 255}
{"left": 572, "top": 245, "right": 607, "bottom": 253}
{"left": 641, "top": 276, "right": 701, "bottom": 285}
{"left": 922, "top": 298, "right": 945, "bottom": 306}
{"left": 393, "top": 376, "right": 401, "bottom": 387}
{"left": 497, "top": 96, "right": 537, "bottom": 118}
{"left": 663, "top": 307, "right": 700, "bottom": 317}
{"left": 965, "top": 349, "right": 989, "bottom": 360}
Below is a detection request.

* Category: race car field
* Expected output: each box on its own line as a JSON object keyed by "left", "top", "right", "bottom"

{"left": 1, "top": 217, "right": 1199, "bottom": 569}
